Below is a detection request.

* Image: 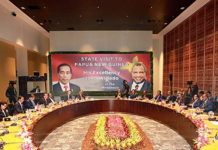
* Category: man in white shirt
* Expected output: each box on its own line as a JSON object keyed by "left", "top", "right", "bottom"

{"left": 48, "top": 93, "right": 55, "bottom": 103}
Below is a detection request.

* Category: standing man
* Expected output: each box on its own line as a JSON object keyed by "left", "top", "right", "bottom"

{"left": 192, "top": 82, "right": 198, "bottom": 97}
{"left": 129, "top": 63, "right": 150, "bottom": 91}
{"left": 14, "top": 96, "right": 26, "bottom": 114}
{"left": 5, "top": 83, "right": 17, "bottom": 104}
{"left": 123, "top": 80, "right": 130, "bottom": 98}
{"left": 53, "top": 63, "right": 80, "bottom": 92}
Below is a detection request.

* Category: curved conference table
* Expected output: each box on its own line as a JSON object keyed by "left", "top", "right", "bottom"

{"left": 2, "top": 99, "right": 218, "bottom": 150}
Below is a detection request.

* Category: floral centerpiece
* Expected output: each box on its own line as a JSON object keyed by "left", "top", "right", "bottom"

{"left": 93, "top": 115, "right": 145, "bottom": 149}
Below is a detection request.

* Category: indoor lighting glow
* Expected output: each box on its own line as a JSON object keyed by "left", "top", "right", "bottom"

{"left": 180, "top": 7, "right": 185, "bottom": 10}
{"left": 40, "top": 23, "right": 43, "bottom": 25}
{"left": 21, "top": 7, "right": 25, "bottom": 10}
{"left": 164, "top": 23, "right": 168, "bottom": 25}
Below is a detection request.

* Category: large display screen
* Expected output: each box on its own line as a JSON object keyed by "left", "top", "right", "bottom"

{"left": 51, "top": 53, "right": 151, "bottom": 91}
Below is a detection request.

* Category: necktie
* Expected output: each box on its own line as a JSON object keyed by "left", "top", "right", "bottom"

{"left": 45, "top": 99, "right": 47, "bottom": 104}
{"left": 64, "top": 86, "right": 68, "bottom": 91}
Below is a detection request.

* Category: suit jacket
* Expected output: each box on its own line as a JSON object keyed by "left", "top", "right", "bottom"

{"left": 128, "top": 80, "right": 150, "bottom": 91}
{"left": 53, "top": 82, "right": 80, "bottom": 92}
{"left": 165, "top": 95, "right": 173, "bottom": 102}
{"left": 76, "top": 94, "right": 85, "bottom": 100}
{"left": 130, "top": 93, "right": 137, "bottom": 99}
{"left": 175, "top": 97, "right": 185, "bottom": 105}
{"left": 171, "top": 96, "right": 177, "bottom": 102}
{"left": 0, "top": 109, "right": 9, "bottom": 121}
{"left": 214, "top": 97, "right": 218, "bottom": 102}
{"left": 26, "top": 99, "right": 36, "bottom": 109}
{"left": 39, "top": 98, "right": 52, "bottom": 107}
{"left": 62, "top": 95, "right": 72, "bottom": 101}
{"left": 14, "top": 102, "right": 26, "bottom": 114}
{"left": 30, "top": 88, "right": 40, "bottom": 93}
{"left": 200, "top": 100, "right": 214, "bottom": 112}
{"left": 192, "top": 99, "right": 202, "bottom": 108}
{"left": 154, "top": 94, "right": 164, "bottom": 102}
{"left": 141, "top": 94, "right": 146, "bottom": 99}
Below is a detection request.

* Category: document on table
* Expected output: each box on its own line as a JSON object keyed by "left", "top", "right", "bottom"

{"left": 210, "top": 121, "right": 218, "bottom": 125}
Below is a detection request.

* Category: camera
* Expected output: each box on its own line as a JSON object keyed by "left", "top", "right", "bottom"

{"left": 187, "top": 81, "right": 193, "bottom": 85}
{"left": 9, "top": 81, "right": 17, "bottom": 86}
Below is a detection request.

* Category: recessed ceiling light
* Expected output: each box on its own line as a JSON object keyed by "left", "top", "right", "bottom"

{"left": 164, "top": 23, "right": 168, "bottom": 25}
{"left": 180, "top": 7, "right": 185, "bottom": 10}
{"left": 80, "top": 15, "right": 82, "bottom": 17}
{"left": 141, "top": 22, "right": 142, "bottom": 24}
{"left": 172, "top": 16, "right": 174, "bottom": 18}
{"left": 151, "top": 7, "right": 152, "bottom": 9}
{"left": 21, "top": 7, "right": 25, "bottom": 10}
{"left": 57, "top": 22, "right": 59, "bottom": 24}
{"left": 40, "top": 23, "right": 43, "bottom": 25}
{"left": 126, "top": 15, "right": 128, "bottom": 17}
{"left": 44, "top": 7, "right": 46, "bottom": 8}
{"left": 97, "top": 6, "right": 99, "bottom": 8}
{"left": 33, "top": 16, "right": 35, "bottom": 18}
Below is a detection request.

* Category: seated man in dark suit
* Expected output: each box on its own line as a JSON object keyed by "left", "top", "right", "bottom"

{"left": 189, "top": 94, "right": 202, "bottom": 108}
{"left": 206, "top": 91, "right": 214, "bottom": 101}
{"left": 115, "top": 89, "right": 123, "bottom": 99}
{"left": 170, "top": 90, "right": 177, "bottom": 103}
{"left": 26, "top": 94, "right": 36, "bottom": 109}
{"left": 14, "top": 96, "right": 26, "bottom": 114}
{"left": 165, "top": 91, "right": 173, "bottom": 103}
{"left": 48, "top": 93, "right": 55, "bottom": 103}
{"left": 130, "top": 89, "right": 137, "bottom": 99}
{"left": 0, "top": 102, "right": 9, "bottom": 121}
{"left": 214, "top": 92, "right": 218, "bottom": 102}
{"left": 53, "top": 63, "right": 80, "bottom": 92}
{"left": 174, "top": 93, "right": 185, "bottom": 106}
{"left": 200, "top": 94, "right": 214, "bottom": 112}
{"left": 62, "top": 91, "right": 73, "bottom": 101}
{"left": 39, "top": 93, "right": 52, "bottom": 107}
{"left": 140, "top": 90, "right": 147, "bottom": 100}
{"left": 30, "top": 86, "right": 40, "bottom": 93}
{"left": 76, "top": 90, "right": 86, "bottom": 100}
{"left": 154, "top": 90, "right": 164, "bottom": 102}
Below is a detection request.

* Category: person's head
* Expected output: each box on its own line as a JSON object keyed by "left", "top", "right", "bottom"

{"left": 79, "top": 90, "right": 83, "bottom": 94}
{"left": 193, "top": 94, "right": 198, "bottom": 100}
{"left": 193, "top": 81, "right": 197, "bottom": 85}
{"left": 202, "top": 94, "right": 208, "bottom": 101}
{"left": 57, "top": 63, "right": 72, "bottom": 85}
{"left": 157, "top": 90, "right": 161, "bottom": 95}
{"left": 9, "top": 83, "right": 12, "bottom": 88}
{"left": 131, "top": 89, "right": 135, "bottom": 94}
{"left": 118, "top": 89, "right": 121, "bottom": 93}
{"left": 18, "top": 96, "right": 24, "bottom": 103}
{"left": 174, "top": 90, "right": 177, "bottom": 95}
{"left": 143, "top": 90, "right": 146, "bottom": 94}
{"left": 131, "top": 63, "right": 147, "bottom": 83}
{"left": 48, "top": 93, "right": 52, "bottom": 97}
{"left": 44, "top": 93, "right": 48, "bottom": 99}
{"left": 29, "top": 94, "right": 35, "bottom": 101}
{"left": 216, "top": 92, "right": 218, "bottom": 97}
{"left": 0, "top": 102, "right": 7, "bottom": 110}
{"left": 199, "top": 91, "right": 204, "bottom": 96}
{"left": 178, "top": 93, "right": 182, "bottom": 98}
{"left": 167, "top": 91, "right": 171, "bottom": 95}
{"left": 67, "top": 91, "right": 71, "bottom": 95}
{"left": 36, "top": 86, "right": 40, "bottom": 90}
{"left": 206, "top": 91, "right": 211, "bottom": 97}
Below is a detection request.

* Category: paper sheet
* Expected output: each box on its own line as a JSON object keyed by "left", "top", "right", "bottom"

{"left": 210, "top": 121, "right": 218, "bottom": 125}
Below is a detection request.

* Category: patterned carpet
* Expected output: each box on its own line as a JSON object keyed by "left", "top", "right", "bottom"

{"left": 39, "top": 113, "right": 191, "bottom": 150}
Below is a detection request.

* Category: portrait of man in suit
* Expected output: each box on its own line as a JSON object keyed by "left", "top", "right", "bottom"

{"left": 129, "top": 63, "right": 150, "bottom": 91}
{"left": 53, "top": 63, "right": 80, "bottom": 92}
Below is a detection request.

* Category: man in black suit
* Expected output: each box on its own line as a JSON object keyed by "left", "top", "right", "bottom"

{"left": 26, "top": 94, "right": 36, "bottom": 109}
{"left": 53, "top": 63, "right": 80, "bottom": 92}
{"left": 14, "top": 96, "right": 26, "bottom": 114}
{"left": 76, "top": 90, "right": 85, "bottom": 100}
{"left": 165, "top": 91, "right": 173, "bottom": 103}
{"left": 39, "top": 93, "right": 52, "bottom": 107}
{"left": 128, "top": 63, "right": 150, "bottom": 91}
{"left": 171, "top": 90, "right": 177, "bottom": 103}
{"left": 30, "top": 86, "right": 40, "bottom": 93}
{"left": 62, "top": 91, "right": 73, "bottom": 101}
{"left": 48, "top": 93, "right": 55, "bottom": 103}
{"left": 0, "top": 102, "right": 9, "bottom": 121}
{"left": 200, "top": 94, "right": 214, "bottom": 112}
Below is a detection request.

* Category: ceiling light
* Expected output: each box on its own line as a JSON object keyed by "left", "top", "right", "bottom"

{"left": 80, "top": 15, "right": 82, "bottom": 17}
{"left": 164, "top": 23, "right": 168, "bottom": 25}
{"left": 97, "top": 6, "right": 99, "bottom": 8}
{"left": 21, "top": 7, "right": 25, "bottom": 10}
{"left": 57, "top": 23, "right": 59, "bottom": 24}
{"left": 180, "top": 7, "right": 185, "bottom": 10}
{"left": 151, "top": 7, "right": 152, "bottom": 9}
{"left": 40, "top": 23, "right": 43, "bottom": 25}
{"left": 33, "top": 16, "right": 35, "bottom": 18}
{"left": 44, "top": 7, "right": 46, "bottom": 8}
{"left": 126, "top": 15, "right": 128, "bottom": 17}
{"left": 172, "top": 16, "right": 174, "bottom": 18}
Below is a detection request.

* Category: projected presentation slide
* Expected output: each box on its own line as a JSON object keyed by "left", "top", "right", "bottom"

{"left": 51, "top": 53, "right": 151, "bottom": 91}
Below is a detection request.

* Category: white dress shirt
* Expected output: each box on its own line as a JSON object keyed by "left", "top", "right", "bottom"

{"left": 49, "top": 97, "right": 55, "bottom": 103}
{"left": 131, "top": 81, "right": 144, "bottom": 91}
{"left": 2, "top": 110, "right": 6, "bottom": 117}
{"left": 59, "top": 82, "right": 70, "bottom": 91}
{"left": 18, "top": 101, "right": 23, "bottom": 110}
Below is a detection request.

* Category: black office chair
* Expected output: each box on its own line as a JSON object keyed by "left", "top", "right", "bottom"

{"left": 7, "top": 104, "right": 14, "bottom": 115}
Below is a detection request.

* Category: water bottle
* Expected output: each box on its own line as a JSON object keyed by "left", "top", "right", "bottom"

{"left": 128, "top": 96, "right": 130, "bottom": 100}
